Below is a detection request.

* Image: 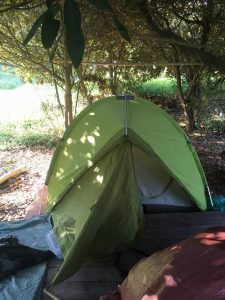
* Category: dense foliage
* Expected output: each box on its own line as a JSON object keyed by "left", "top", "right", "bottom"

{"left": 0, "top": 1, "right": 225, "bottom": 130}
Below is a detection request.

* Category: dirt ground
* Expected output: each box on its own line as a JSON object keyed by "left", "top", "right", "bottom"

{"left": 0, "top": 147, "right": 54, "bottom": 221}
{"left": 190, "top": 132, "right": 225, "bottom": 195}
{"left": 0, "top": 132, "right": 224, "bottom": 222}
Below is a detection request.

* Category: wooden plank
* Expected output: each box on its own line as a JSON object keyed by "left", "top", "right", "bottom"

{"left": 141, "top": 226, "right": 225, "bottom": 239}
{"left": 115, "top": 249, "right": 145, "bottom": 274}
{"left": 47, "top": 257, "right": 116, "bottom": 268}
{"left": 47, "top": 257, "right": 63, "bottom": 268}
{"left": 145, "top": 211, "right": 225, "bottom": 220}
{"left": 145, "top": 211, "right": 225, "bottom": 218}
{"left": 133, "top": 237, "right": 182, "bottom": 255}
{"left": 45, "top": 266, "right": 123, "bottom": 283}
{"left": 144, "top": 212, "right": 225, "bottom": 228}
{"left": 42, "top": 281, "right": 120, "bottom": 300}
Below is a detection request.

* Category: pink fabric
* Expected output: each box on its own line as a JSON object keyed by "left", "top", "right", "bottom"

{"left": 102, "top": 226, "right": 225, "bottom": 300}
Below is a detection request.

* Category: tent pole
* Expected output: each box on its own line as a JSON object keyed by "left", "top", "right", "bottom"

{"left": 206, "top": 185, "right": 214, "bottom": 208}
{"left": 125, "top": 95, "right": 128, "bottom": 140}
{"left": 116, "top": 95, "right": 134, "bottom": 140}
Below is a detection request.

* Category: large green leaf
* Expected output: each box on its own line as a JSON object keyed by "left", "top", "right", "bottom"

{"left": 46, "top": 0, "right": 55, "bottom": 7}
{"left": 88, "top": 0, "right": 113, "bottom": 11}
{"left": 113, "top": 16, "right": 131, "bottom": 42}
{"left": 23, "top": 12, "right": 47, "bottom": 46}
{"left": 64, "top": 0, "right": 84, "bottom": 68}
{"left": 64, "top": 0, "right": 81, "bottom": 27}
{"left": 41, "top": 12, "right": 60, "bottom": 49}
{"left": 125, "top": 0, "right": 133, "bottom": 6}
{"left": 46, "top": 0, "right": 60, "bottom": 17}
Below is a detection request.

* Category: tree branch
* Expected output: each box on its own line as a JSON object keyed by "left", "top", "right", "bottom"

{"left": 200, "top": 0, "right": 214, "bottom": 48}
{"left": 138, "top": 0, "right": 225, "bottom": 74}
{"left": 0, "top": 1, "right": 45, "bottom": 12}
{"left": 171, "top": 3, "right": 203, "bottom": 27}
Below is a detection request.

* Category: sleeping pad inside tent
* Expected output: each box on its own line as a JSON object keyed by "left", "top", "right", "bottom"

{"left": 45, "top": 96, "right": 208, "bottom": 284}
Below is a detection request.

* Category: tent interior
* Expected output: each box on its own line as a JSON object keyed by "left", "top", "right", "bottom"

{"left": 132, "top": 145, "right": 197, "bottom": 212}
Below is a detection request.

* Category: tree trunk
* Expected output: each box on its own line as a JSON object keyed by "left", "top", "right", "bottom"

{"left": 172, "top": 45, "right": 189, "bottom": 122}
{"left": 185, "top": 69, "right": 202, "bottom": 131}
{"left": 186, "top": 106, "right": 197, "bottom": 131}
{"left": 173, "top": 64, "right": 188, "bottom": 118}
{"left": 172, "top": 45, "right": 200, "bottom": 131}
{"left": 174, "top": 69, "right": 199, "bottom": 131}
{"left": 175, "top": 75, "right": 197, "bottom": 131}
{"left": 76, "top": 67, "right": 93, "bottom": 105}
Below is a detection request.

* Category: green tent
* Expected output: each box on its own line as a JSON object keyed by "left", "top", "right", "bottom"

{"left": 45, "top": 96, "right": 208, "bottom": 283}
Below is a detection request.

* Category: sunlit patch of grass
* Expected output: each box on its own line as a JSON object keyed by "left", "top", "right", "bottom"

{"left": 0, "top": 119, "right": 63, "bottom": 150}
{"left": 132, "top": 77, "right": 187, "bottom": 98}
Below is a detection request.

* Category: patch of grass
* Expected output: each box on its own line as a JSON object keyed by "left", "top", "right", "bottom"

{"left": 0, "top": 119, "right": 62, "bottom": 150}
{"left": 132, "top": 77, "right": 187, "bottom": 98}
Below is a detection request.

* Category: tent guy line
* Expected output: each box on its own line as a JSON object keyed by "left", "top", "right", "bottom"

{"left": 81, "top": 62, "right": 204, "bottom": 67}
{"left": 53, "top": 60, "right": 204, "bottom": 66}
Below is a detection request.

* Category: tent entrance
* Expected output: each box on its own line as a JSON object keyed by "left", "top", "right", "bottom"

{"left": 132, "top": 145, "right": 197, "bottom": 212}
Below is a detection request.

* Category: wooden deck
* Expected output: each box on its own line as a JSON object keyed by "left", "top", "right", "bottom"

{"left": 42, "top": 211, "right": 225, "bottom": 300}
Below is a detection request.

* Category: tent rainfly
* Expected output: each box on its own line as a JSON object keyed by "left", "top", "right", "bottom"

{"left": 45, "top": 96, "right": 208, "bottom": 283}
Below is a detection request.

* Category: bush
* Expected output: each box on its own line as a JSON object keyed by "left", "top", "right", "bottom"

{"left": 0, "top": 118, "right": 62, "bottom": 150}
{"left": 196, "top": 97, "right": 225, "bottom": 133}
{"left": 131, "top": 77, "right": 185, "bottom": 98}
{"left": 206, "top": 119, "right": 225, "bottom": 133}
